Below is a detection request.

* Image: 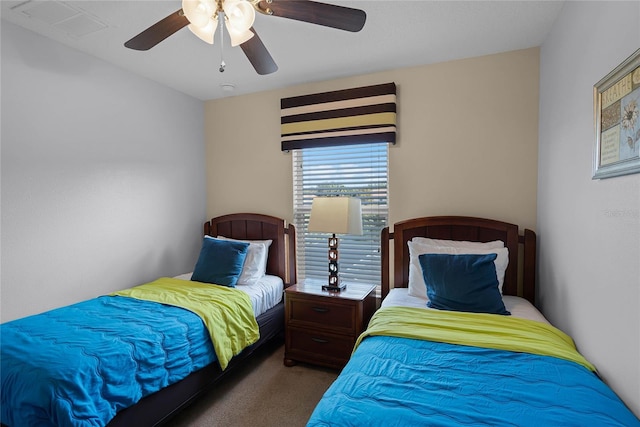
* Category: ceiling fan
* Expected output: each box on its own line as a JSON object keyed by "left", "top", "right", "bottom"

{"left": 124, "top": 0, "right": 367, "bottom": 75}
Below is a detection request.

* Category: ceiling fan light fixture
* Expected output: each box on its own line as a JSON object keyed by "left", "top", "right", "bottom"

{"left": 125, "top": 0, "right": 365, "bottom": 76}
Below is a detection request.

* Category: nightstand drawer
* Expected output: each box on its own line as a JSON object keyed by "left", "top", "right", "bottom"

{"left": 289, "top": 299, "right": 355, "bottom": 331}
{"left": 287, "top": 327, "right": 354, "bottom": 364}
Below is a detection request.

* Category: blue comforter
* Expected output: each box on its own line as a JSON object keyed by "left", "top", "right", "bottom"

{"left": 1, "top": 295, "right": 216, "bottom": 427}
{"left": 308, "top": 333, "right": 640, "bottom": 426}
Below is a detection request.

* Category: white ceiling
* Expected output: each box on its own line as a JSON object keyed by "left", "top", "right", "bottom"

{"left": 1, "top": 0, "right": 565, "bottom": 101}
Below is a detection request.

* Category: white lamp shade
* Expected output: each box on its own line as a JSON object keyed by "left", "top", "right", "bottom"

{"left": 183, "top": 0, "right": 217, "bottom": 44}
{"left": 225, "top": 23, "right": 254, "bottom": 46}
{"left": 308, "top": 197, "right": 363, "bottom": 235}
{"left": 223, "top": 0, "right": 256, "bottom": 32}
{"left": 187, "top": 20, "right": 216, "bottom": 44}
{"left": 182, "top": 0, "right": 216, "bottom": 27}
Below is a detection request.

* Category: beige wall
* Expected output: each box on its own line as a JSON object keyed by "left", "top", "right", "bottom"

{"left": 205, "top": 47, "right": 539, "bottom": 232}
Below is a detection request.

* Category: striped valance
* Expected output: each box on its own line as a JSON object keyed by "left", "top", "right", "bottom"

{"left": 281, "top": 82, "right": 396, "bottom": 151}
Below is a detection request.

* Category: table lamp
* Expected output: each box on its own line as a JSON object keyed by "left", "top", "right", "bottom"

{"left": 307, "top": 196, "right": 363, "bottom": 292}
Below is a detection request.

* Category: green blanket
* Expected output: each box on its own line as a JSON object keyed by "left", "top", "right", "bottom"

{"left": 113, "top": 277, "right": 259, "bottom": 370}
{"left": 356, "top": 306, "right": 595, "bottom": 372}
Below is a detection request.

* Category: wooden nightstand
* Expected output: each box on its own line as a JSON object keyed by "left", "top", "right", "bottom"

{"left": 284, "top": 282, "right": 376, "bottom": 370}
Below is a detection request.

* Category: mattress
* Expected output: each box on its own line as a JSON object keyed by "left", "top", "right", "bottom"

{"left": 174, "top": 273, "right": 284, "bottom": 317}
{"left": 381, "top": 287, "right": 550, "bottom": 324}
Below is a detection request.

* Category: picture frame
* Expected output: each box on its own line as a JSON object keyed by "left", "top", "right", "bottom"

{"left": 593, "top": 48, "right": 640, "bottom": 179}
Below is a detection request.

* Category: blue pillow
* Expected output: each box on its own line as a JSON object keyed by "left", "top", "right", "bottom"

{"left": 191, "top": 237, "right": 250, "bottom": 287}
{"left": 418, "top": 253, "right": 510, "bottom": 315}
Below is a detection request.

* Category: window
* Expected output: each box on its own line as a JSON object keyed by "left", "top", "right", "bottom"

{"left": 292, "top": 143, "right": 389, "bottom": 288}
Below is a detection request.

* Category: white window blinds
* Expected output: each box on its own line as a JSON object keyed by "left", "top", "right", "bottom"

{"left": 292, "top": 143, "right": 389, "bottom": 287}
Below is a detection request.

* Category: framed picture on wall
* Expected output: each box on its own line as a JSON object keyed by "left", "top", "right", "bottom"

{"left": 593, "top": 48, "right": 640, "bottom": 179}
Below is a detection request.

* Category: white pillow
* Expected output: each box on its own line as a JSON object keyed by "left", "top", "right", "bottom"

{"left": 210, "top": 236, "right": 273, "bottom": 286}
{"left": 411, "top": 237, "right": 504, "bottom": 250}
{"left": 407, "top": 240, "right": 509, "bottom": 299}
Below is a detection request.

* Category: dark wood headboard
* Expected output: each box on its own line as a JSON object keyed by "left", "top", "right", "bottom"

{"left": 381, "top": 216, "right": 536, "bottom": 305}
{"left": 204, "top": 213, "right": 297, "bottom": 288}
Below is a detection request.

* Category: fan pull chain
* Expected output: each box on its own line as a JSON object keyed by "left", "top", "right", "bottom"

{"left": 219, "top": 12, "right": 226, "bottom": 73}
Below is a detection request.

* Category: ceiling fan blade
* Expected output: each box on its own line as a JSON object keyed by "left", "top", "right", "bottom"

{"left": 124, "top": 9, "right": 189, "bottom": 51}
{"left": 240, "top": 28, "right": 278, "bottom": 75}
{"left": 258, "top": 0, "right": 366, "bottom": 32}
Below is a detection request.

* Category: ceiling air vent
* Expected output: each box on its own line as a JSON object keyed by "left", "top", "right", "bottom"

{"left": 11, "top": 0, "right": 107, "bottom": 38}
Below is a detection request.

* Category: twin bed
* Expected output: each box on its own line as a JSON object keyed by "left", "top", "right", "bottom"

{"left": 308, "top": 215, "right": 639, "bottom": 426}
{"left": 3, "top": 214, "right": 638, "bottom": 426}
{"left": 1, "top": 213, "right": 296, "bottom": 427}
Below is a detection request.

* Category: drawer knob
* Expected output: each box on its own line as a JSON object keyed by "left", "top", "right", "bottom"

{"left": 312, "top": 306, "right": 329, "bottom": 313}
{"left": 311, "top": 337, "right": 329, "bottom": 344}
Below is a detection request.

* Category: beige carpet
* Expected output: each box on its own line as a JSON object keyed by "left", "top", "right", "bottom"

{"left": 168, "top": 340, "right": 339, "bottom": 427}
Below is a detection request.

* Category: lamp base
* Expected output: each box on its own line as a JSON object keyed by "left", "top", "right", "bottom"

{"left": 322, "top": 283, "right": 346, "bottom": 292}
